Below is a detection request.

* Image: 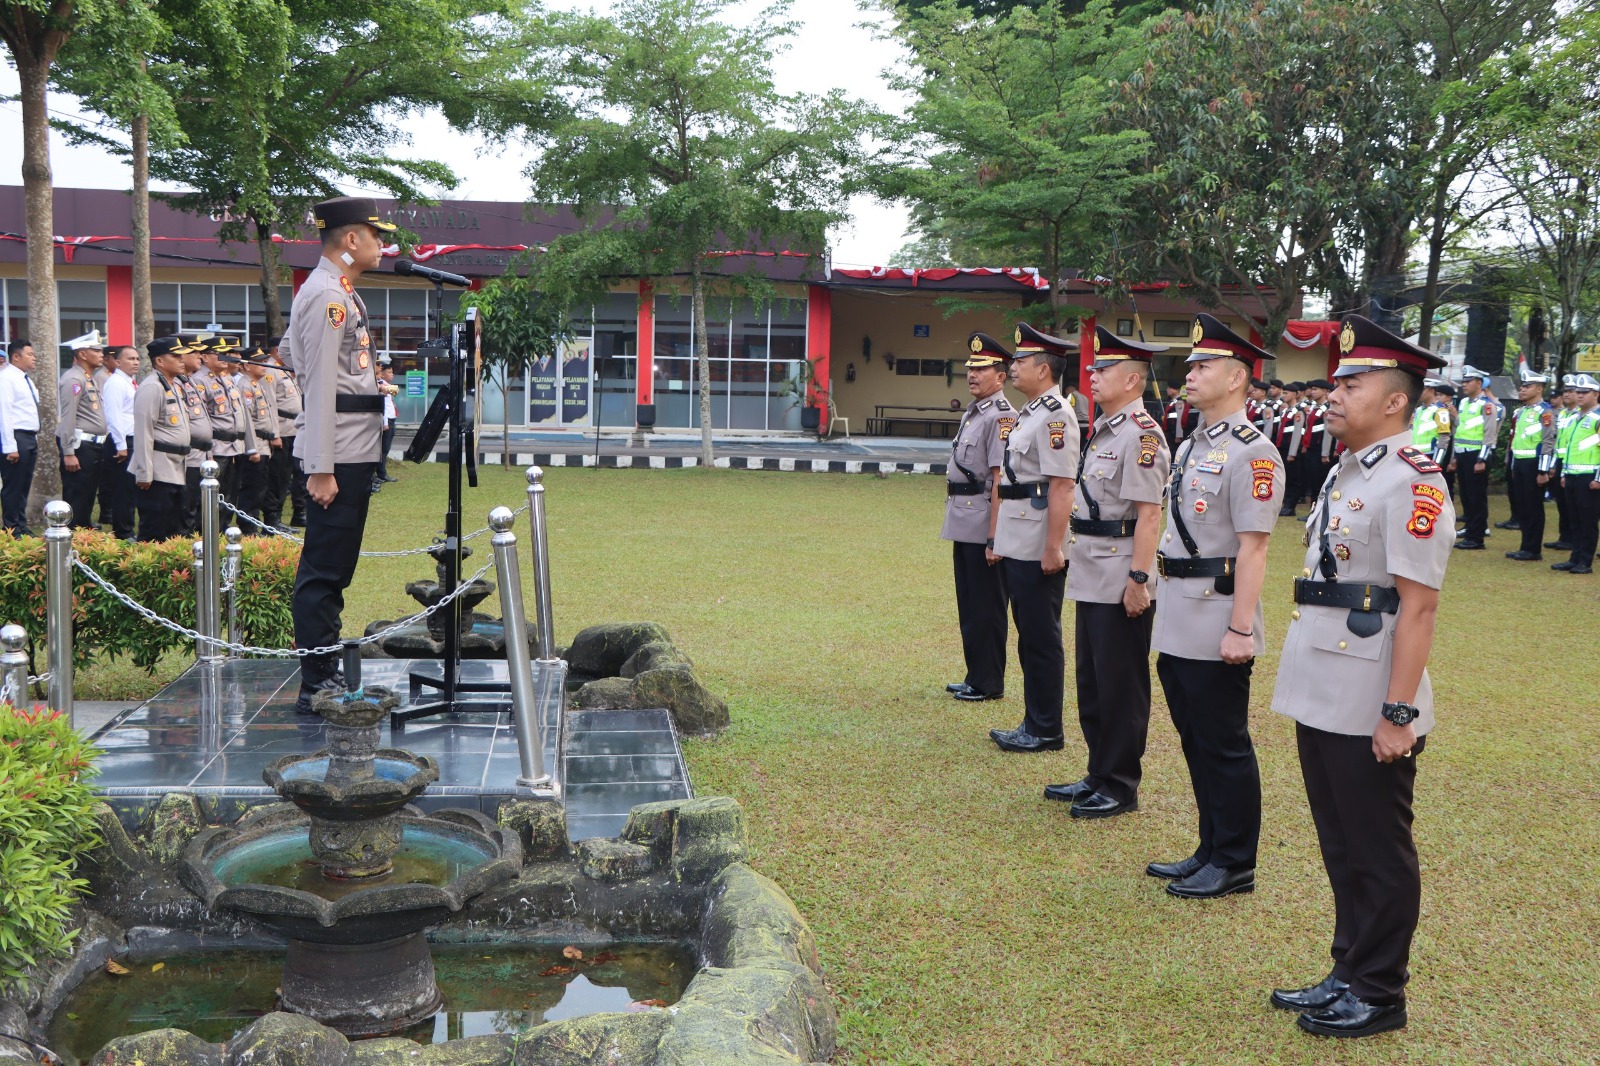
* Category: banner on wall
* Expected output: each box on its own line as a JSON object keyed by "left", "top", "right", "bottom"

{"left": 560, "top": 338, "right": 592, "bottom": 425}
{"left": 528, "top": 351, "right": 559, "bottom": 425}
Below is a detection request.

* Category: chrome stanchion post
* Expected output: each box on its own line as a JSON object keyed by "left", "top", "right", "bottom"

{"left": 44, "top": 500, "right": 74, "bottom": 722}
{"left": 0, "top": 625, "right": 29, "bottom": 708}
{"left": 193, "top": 540, "right": 221, "bottom": 662}
{"left": 525, "top": 466, "right": 555, "bottom": 660}
{"left": 489, "top": 506, "right": 548, "bottom": 787}
{"left": 199, "top": 460, "right": 222, "bottom": 653}
{"left": 224, "top": 525, "right": 243, "bottom": 654}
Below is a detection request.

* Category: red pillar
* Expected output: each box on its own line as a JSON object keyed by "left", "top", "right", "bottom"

{"left": 1078, "top": 314, "right": 1095, "bottom": 399}
{"left": 636, "top": 279, "right": 655, "bottom": 407}
{"left": 105, "top": 265, "right": 133, "bottom": 346}
{"left": 291, "top": 269, "right": 309, "bottom": 294}
{"left": 806, "top": 284, "right": 831, "bottom": 415}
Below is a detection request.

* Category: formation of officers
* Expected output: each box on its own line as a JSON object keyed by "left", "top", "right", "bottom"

{"left": 942, "top": 312, "right": 1454, "bottom": 1039}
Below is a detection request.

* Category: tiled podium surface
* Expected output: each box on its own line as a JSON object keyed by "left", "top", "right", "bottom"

{"left": 90, "top": 658, "right": 691, "bottom": 841}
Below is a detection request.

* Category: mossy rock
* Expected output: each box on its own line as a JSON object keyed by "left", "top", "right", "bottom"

{"left": 565, "top": 623, "right": 672, "bottom": 678}
{"left": 90, "top": 1029, "right": 223, "bottom": 1066}
{"left": 223, "top": 1013, "right": 347, "bottom": 1066}
{"left": 632, "top": 666, "right": 728, "bottom": 736}
{"left": 511, "top": 1010, "right": 665, "bottom": 1066}
{"left": 148, "top": 792, "right": 207, "bottom": 865}
{"left": 656, "top": 962, "right": 835, "bottom": 1065}
{"left": 576, "top": 838, "right": 656, "bottom": 883}
{"left": 497, "top": 798, "right": 568, "bottom": 860}
{"left": 619, "top": 640, "right": 691, "bottom": 679}
{"left": 572, "top": 677, "right": 638, "bottom": 711}
{"left": 418, "top": 1035, "right": 513, "bottom": 1066}
{"left": 343, "top": 1038, "right": 418, "bottom": 1065}
{"left": 701, "top": 864, "right": 819, "bottom": 972}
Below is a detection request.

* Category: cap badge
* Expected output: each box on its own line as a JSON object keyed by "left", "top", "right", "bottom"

{"left": 1191, "top": 320, "right": 1204, "bottom": 345}
{"left": 1093, "top": 332, "right": 1101, "bottom": 354}
{"left": 1014, "top": 326, "right": 1024, "bottom": 345}
{"left": 1339, "top": 322, "right": 1356, "bottom": 354}
{"left": 970, "top": 336, "right": 983, "bottom": 354}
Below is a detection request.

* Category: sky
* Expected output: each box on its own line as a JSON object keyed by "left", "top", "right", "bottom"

{"left": 0, "top": 0, "right": 914, "bottom": 268}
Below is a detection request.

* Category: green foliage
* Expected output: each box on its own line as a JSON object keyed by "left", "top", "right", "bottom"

{"left": 462, "top": 276, "right": 573, "bottom": 379}
{"left": 0, "top": 704, "right": 101, "bottom": 994}
{"left": 0, "top": 532, "right": 298, "bottom": 674}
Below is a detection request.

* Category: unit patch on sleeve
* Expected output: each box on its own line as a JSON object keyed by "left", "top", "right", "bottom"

{"left": 1048, "top": 420, "right": 1067, "bottom": 450}
{"left": 1137, "top": 434, "right": 1161, "bottom": 468}
{"left": 1407, "top": 497, "right": 1442, "bottom": 539}
{"left": 326, "top": 304, "right": 347, "bottom": 329}
{"left": 1250, "top": 458, "right": 1277, "bottom": 500}
{"left": 998, "top": 417, "right": 1016, "bottom": 441}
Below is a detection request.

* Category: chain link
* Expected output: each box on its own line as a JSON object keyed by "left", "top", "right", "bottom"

{"left": 70, "top": 552, "right": 497, "bottom": 658}
{"left": 215, "top": 497, "right": 529, "bottom": 557}
{"left": 0, "top": 672, "right": 51, "bottom": 707}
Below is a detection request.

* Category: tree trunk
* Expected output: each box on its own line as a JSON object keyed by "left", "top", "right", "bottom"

{"left": 254, "top": 214, "right": 286, "bottom": 338}
{"left": 131, "top": 108, "right": 154, "bottom": 349}
{"left": 502, "top": 364, "right": 511, "bottom": 469}
{"left": 1415, "top": 184, "right": 1452, "bottom": 350}
{"left": 17, "top": 55, "right": 60, "bottom": 523}
{"left": 692, "top": 266, "right": 713, "bottom": 465}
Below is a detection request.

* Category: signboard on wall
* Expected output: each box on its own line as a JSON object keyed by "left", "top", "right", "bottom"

{"left": 1576, "top": 343, "right": 1600, "bottom": 373}
{"left": 405, "top": 371, "right": 426, "bottom": 397}
{"left": 560, "top": 339, "right": 591, "bottom": 425}
{"left": 529, "top": 351, "right": 559, "bottom": 425}
{"left": 913, "top": 324, "right": 930, "bottom": 337}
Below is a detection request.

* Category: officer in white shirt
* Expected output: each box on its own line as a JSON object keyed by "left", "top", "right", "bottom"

{"left": 0, "top": 338, "right": 42, "bottom": 535}
{"left": 101, "top": 345, "right": 140, "bottom": 539}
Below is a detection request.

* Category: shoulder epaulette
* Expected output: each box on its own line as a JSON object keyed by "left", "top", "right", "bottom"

{"left": 1132, "top": 409, "right": 1159, "bottom": 431}
{"left": 1232, "top": 424, "right": 1261, "bottom": 444}
{"left": 995, "top": 398, "right": 1012, "bottom": 412}
{"left": 1397, "top": 445, "right": 1440, "bottom": 474}
{"left": 1040, "top": 395, "right": 1062, "bottom": 411}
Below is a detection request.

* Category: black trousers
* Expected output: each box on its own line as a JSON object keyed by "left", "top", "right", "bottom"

{"left": 1510, "top": 458, "right": 1547, "bottom": 554}
{"left": 135, "top": 481, "right": 185, "bottom": 543}
{"left": 1456, "top": 451, "right": 1489, "bottom": 539}
{"left": 1299, "top": 451, "right": 1329, "bottom": 504}
{"left": 1158, "top": 654, "right": 1261, "bottom": 869}
{"left": 236, "top": 454, "right": 268, "bottom": 523}
{"left": 1553, "top": 462, "right": 1574, "bottom": 543}
{"left": 60, "top": 439, "right": 106, "bottom": 529}
{"left": 1564, "top": 472, "right": 1599, "bottom": 567}
{"left": 215, "top": 454, "right": 241, "bottom": 509}
{"left": 184, "top": 465, "right": 203, "bottom": 535}
{"left": 1297, "top": 724, "right": 1426, "bottom": 1005}
{"left": 265, "top": 437, "right": 303, "bottom": 523}
{"left": 107, "top": 447, "right": 136, "bottom": 540}
{"left": 1000, "top": 557, "right": 1066, "bottom": 739}
{"left": 952, "top": 541, "right": 1007, "bottom": 695}
{"left": 292, "top": 462, "right": 376, "bottom": 690}
{"left": 1074, "top": 601, "right": 1153, "bottom": 803}
{"left": 1505, "top": 458, "right": 1524, "bottom": 526}
{"left": 2, "top": 429, "right": 38, "bottom": 533}
{"left": 381, "top": 423, "right": 397, "bottom": 477}
{"left": 1282, "top": 450, "right": 1305, "bottom": 510}
{"left": 96, "top": 450, "right": 115, "bottom": 524}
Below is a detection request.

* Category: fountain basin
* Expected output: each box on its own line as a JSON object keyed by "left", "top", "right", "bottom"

{"left": 265, "top": 751, "right": 440, "bottom": 823}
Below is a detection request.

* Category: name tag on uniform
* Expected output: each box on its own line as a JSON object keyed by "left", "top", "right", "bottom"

{"left": 1195, "top": 461, "right": 1222, "bottom": 474}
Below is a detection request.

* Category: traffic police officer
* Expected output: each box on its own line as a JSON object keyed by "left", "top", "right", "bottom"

{"left": 1146, "top": 314, "right": 1282, "bottom": 897}
{"left": 1450, "top": 367, "right": 1498, "bottom": 548}
{"left": 1548, "top": 377, "right": 1580, "bottom": 552}
{"left": 1553, "top": 373, "right": 1600, "bottom": 575}
{"left": 1505, "top": 368, "right": 1558, "bottom": 561}
{"left": 1044, "top": 326, "right": 1168, "bottom": 818}
{"left": 987, "top": 322, "right": 1078, "bottom": 753}
{"left": 1271, "top": 313, "right": 1452, "bottom": 1038}
{"left": 1411, "top": 378, "right": 1453, "bottom": 464}
{"left": 942, "top": 332, "right": 1014, "bottom": 703}
{"left": 176, "top": 333, "right": 215, "bottom": 535}
{"left": 285, "top": 195, "right": 394, "bottom": 713}
{"left": 57, "top": 330, "right": 110, "bottom": 528}
{"left": 130, "top": 337, "right": 195, "bottom": 542}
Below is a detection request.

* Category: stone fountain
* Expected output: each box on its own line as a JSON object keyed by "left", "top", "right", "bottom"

{"left": 367, "top": 541, "right": 512, "bottom": 658}
{"left": 179, "top": 685, "right": 522, "bottom": 1036}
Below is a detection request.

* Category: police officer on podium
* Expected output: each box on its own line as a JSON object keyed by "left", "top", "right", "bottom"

{"left": 284, "top": 195, "right": 394, "bottom": 713}
{"left": 987, "top": 323, "right": 1078, "bottom": 753}
{"left": 942, "top": 332, "right": 1014, "bottom": 703}
{"left": 1270, "top": 314, "right": 1452, "bottom": 1038}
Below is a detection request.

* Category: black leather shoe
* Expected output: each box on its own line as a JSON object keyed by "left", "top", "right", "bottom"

{"left": 1454, "top": 539, "right": 1484, "bottom": 550}
{"left": 988, "top": 727, "right": 1063, "bottom": 753}
{"left": 1166, "top": 863, "right": 1255, "bottom": 898}
{"left": 1069, "top": 791, "right": 1136, "bottom": 819}
{"left": 1495, "top": 520, "right": 1520, "bottom": 530}
{"left": 946, "top": 682, "right": 971, "bottom": 694}
{"left": 1146, "top": 855, "right": 1205, "bottom": 880}
{"left": 289, "top": 515, "right": 306, "bottom": 528}
{"left": 1296, "top": 991, "right": 1406, "bottom": 1038}
{"left": 954, "top": 687, "right": 1003, "bottom": 702}
{"left": 1271, "top": 974, "right": 1350, "bottom": 1012}
{"left": 1504, "top": 550, "right": 1541, "bottom": 561}
{"left": 1569, "top": 565, "right": 1593, "bottom": 574}
{"left": 1546, "top": 540, "right": 1573, "bottom": 550}
{"left": 1551, "top": 561, "right": 1576, "bottom": 571}
{"left": 1043, "top": 779, "right": 1094, "bottom": 803}
{"left": 1278, "top": 506, "right": 1297, "bottom": 517}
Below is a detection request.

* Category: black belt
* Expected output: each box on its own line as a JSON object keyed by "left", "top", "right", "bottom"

{"left": 153, "top": 440, "right": 190, "bottom": 455}
{"left": 335, "top": 394, "right": 384, "bottom": 413}
{"left": 998, "top": 482, "right": 1047, "bottom": 500}
{"left": 1157, "top": 554, "right": 1234, "bottom": 578}
{"left": 212, "top": 430, "right": 242, "bottom": 443}
{"left": 14, "top": 428, "right": 35, "bottom": 437}
{"left": 1070, "top": 517, "right": 1136, "bottom": 538}
{"left": 947, "top": 483, "right": 986, "bottom": 497}
{"left": 276, "top": 408, "right": 301, "bottom": 418}
{"left": 1292, "top": 578, "right": 1400, "bottom": 614}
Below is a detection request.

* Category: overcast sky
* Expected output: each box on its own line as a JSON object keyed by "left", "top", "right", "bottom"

{"left": 0, "top": 0, "right": 913, "bottom": 268}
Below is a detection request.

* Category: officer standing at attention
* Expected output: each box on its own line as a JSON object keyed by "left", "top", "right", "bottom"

{"left": 1145, "top": 314, "right": 1282, "bottom": 898}
{"left": 264, "top": 336, "right": 307, "bottom": 530}
{"left": 237, "top": 343, "right": 281, "bottom": 524}
{"left": 987, "top": 323, "right": 1078, "bottom": 753}
{"left": 1042, "top": 327, "right": 1168, "bottom": 818}
{"left": 1277, "top": 382, "right": 1308, "bottom": 516}
{"left": 130, "top": 337, "right": 195, "bottom": 542}
{"left": 175, "top": 335, "right": 214, "bottom": 535}
{"left": 1547, "top": 377, "right": 1579, "bottom": 552}
{"left": 285, "top": 195, "right": 393, "bottom": 714}
{"left": 57, "top": 330, "right": 110, "bottom": 528}
{"left": 1552, "top": 374, "right": 1600, "bottom": 575}
{"left": 1270, "top": 314, "right": 1452, "bottom": 1038}
{"left": 942, "top": 332, "right": 1014, "bottom": 704}
{"left": 1504, "top": 368, "right": 1558, "bottom": 561}
{"left": 190, "top": 336, "right": 259, "bottom": 506}
{"left": 1411, "top": 378, "right": 1453, "bottom": 465}
{"left": 1450, "top": 367, "right": 1498, "bottom": 549}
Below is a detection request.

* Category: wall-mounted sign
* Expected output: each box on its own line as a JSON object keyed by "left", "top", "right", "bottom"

{"left": 405, "top": 371, "right": 426, "bottom": 397}
{"left": 913, "top": 324, "right": 930, "bottom": 338}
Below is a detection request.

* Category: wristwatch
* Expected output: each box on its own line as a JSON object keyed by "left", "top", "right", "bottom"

{"left": 1128, "top": 569, "right": 1149, "bottom": 585}
{"left": 1381, "top": 701, "right": 1418, "bottom": 726}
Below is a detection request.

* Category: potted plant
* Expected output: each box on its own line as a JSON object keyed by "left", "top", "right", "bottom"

{"left": 777, "top": 357, "right": 824, "bottom": 432}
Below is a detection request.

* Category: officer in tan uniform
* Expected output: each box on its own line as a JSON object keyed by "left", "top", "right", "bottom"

{"left": 189, "top": 335, "right": 259, "bottom": 506}
{"left": 176, "top": 334, "right": 215, "bottom": 535}
{"left": 1044, "top": 326, "right": 1169, "bottom": 818}
{"left": 1146, "top": 314, "right": 1283, "bottom": 899}
{"left": 235, "top": 343, "right": 281, "bottom": 525}
{"left": 264, "top": 336, "right": 307, "bottom": 530}
{"left": 987, "top": 323, "right": 1078, "bottom": 753}
{"left": 942, "top": 332, "right": 1015, "bottom": 703}
{"left": 1269, "top": 314, "right": 1452, "bottom": 1039}
{"left": 285, "top": 195, "right": 393, "bottom": 713}
{"left": 130, "top": 337, "right": 195, "bottom": 542}
{"left": 57, "top": 329, "right": 110, "bottom": 528}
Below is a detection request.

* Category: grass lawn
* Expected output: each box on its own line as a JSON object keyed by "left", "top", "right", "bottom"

{"left": 82, "top": 463, "right": 1599, "bottom": 1064}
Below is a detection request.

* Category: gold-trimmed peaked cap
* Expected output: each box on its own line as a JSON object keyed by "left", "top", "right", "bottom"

{"left": 1186, "top": 313, "right": 1271, "bottom": 371}
{"left": 1090, "top": 325, "right": 1167, "bottom": 369}
{"left": 1332, "top": 314, "right": 1446, "bottom": 379}
{"left": 1014, "top": 321, "right": 1073, "bottom": 357}
{"left": 147, "top": 335, "right": 192, "bottom": 361}
{"left": 313, "top": 195, "right": 397, "bottom": 234}
{"left": 966, "top": 331, "right": 1013, "bottom": 368}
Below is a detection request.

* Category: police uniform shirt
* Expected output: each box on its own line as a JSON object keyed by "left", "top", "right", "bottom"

{"left": 940, "top": 393, "right": 1013, "bottom": 544}
{"left": 287, "top": 257, "right": 383, "bottom": 472}
{"left": 176, "top": 375, "right": 213, "bottom": 469}
{"left": 1150, "top": 414, "right": 1284, "bottom": 660}
{"left": 190, "top": 366, "right": 257, "bottom": 458}
{"left": 1065, "top": 406, "right": 1169, "bottom": 603}
{"left": 57, "top": 364, "right": 109, "bottom": 451}
{"left": 271, "top": 362, "right": 302, "bottom": 438}
{"left": 993, "top": 385, "right": 1078, "bottom": 562}
{"left": 1271, "top": 431, "right": 1454, "bottom": 737}
{"left": 241, "top": 372, "right": 278, "bottom": 442}
{"left": 130, "top": 374, "right": 191, "bottom": 486}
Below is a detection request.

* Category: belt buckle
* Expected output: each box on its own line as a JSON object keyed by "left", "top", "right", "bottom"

{"left": 1156, "top": 555, "right": 1169, "bottom": 578}
{"left": 1362, "top": 586, "right": 1372, "bottom": 611}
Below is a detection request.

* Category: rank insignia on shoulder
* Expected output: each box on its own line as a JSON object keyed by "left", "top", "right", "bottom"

{"left": 1396, "top": 445, "right": 1440, "bottom": 474}
{"left": 1041, "top": 395, "right": 1062, "bottom": 411}
{"left": 978, "top": 399, "right": 993, "bottom": 411}
{"left": 339, "top": 276, "right": 355, "bottom": 295}
{"left": 1137, "top": 433, "right": 1160, "bottom": 468}
{"left": 995, "top": 398, "right": 1012, "bottom": 411}
{"left": 1360, "top": 444, "right": 1389, "bottom": 469}
{"left": 1207, "top": 421, "right": 1229, "bottom": 440}
{"left": 327, "top": 303, "right": 347, "bottom": 329}
{"left": 1132, "top": 409, "right": 1159, "bottom": 431}
{"left": 1232, "top": 424, "right": 1261, "bottom": 444}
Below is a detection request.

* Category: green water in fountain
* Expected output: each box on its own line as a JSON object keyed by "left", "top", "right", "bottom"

{"left": 47, "top": 944, "right": 693, "bottom": 1065}
{"left": 209, "top": 826, "right": 494, "bottom": 900}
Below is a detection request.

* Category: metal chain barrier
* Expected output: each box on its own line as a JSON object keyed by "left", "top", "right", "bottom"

{"left": 0, "top": 673, "right": 50, "bottom": 707}
{"left": 215, "top": 496, "right": 529, "bottom": 556}
{"left": 71, "top": 552, "right": 496, "bottom": 659}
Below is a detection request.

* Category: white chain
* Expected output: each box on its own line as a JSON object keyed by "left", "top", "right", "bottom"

{"left": 216, "top": 497, "right": 529, "bottom": 557}
{"left": 70, "top": 552, "right": 497, "bottom": 658}
{"left": 0, "top": 672, "right": 50, "bottom": 707}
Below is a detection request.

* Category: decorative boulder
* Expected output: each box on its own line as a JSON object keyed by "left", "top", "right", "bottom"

{"left": 90, "top": 1029, "right": 223, "bottom": 1066}
{"left": 619, "top": 641, "right": 692, "bottom": 679}
{"left": 632, "top": 667, "right": 728, "bottom": 737}
{"left": 223, "top": 1013, "right": 347, "bottom": 1066}
{"left": 565, "top": 623, "right": 672, "bottom": 679}
{"left": 572, "top": 677, "right": 637, "bottom": 711}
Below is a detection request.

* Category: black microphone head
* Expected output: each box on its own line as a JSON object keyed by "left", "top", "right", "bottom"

{"left": 395, "top": 259, "right": 417, "bottom": 276}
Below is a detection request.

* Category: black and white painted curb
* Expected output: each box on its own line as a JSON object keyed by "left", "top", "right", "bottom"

{"left": 417, "top": 451, "right": 949, "bottom": 476}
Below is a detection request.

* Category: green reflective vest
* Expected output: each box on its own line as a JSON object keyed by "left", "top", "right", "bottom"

{"left": 1411, "top": 405, "right": 1437, "bottom": 449}
{"left": 1456, "top": 396, "right": 1489, "bottom": 446}
{"left": 1510, "top": 402, "right": 1551, "bottom": 459}
{"left": 1564, "top": 408, "right": 1600, "bottom": 475}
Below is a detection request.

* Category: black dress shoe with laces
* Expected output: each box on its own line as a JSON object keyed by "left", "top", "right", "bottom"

{"left": 1504, "top": 550, "right": 1541, "bottom": 561}
{"left": 1546, "top": 540, "right": 1573, "bottom": 551}
{"left": 1271, "top": 973, "right": 1349, "bottom": 1012}
{"left": 1166, "top": 863, "right": 1254, "bottom": 898}
{"left": 1042, "top": 779, "right": 1093, "bottom": 803}
{"left": 1146, "top": 855, "right": 1205, "bottom": 880}
{"left": 1296, "top": 990, "right": 1406, "bottom": 1038}
{"left": 1454, "top": 539, "right": 1484, "bottom": 550}
{"left": 1551, "top": 561, "right": 1576, "bottom": 571}
{"left": 988, "top": 727, "right": 1064, "bottom": 752}
{"left": 954, "top": 687, "right": 1003, "bottom": 702}
{"left": 1569, "top": 565, "right": 1593, "bottom": 574}
{"left": 946, "top": 682, "right": 971, "bottom": 695}
{"left": 1069, "top": 791, "right": 1136, "bottom": 819}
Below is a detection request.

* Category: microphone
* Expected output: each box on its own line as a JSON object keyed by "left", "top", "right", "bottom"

{"left": 394, "top": 259, "right": 471, "bottom": 287}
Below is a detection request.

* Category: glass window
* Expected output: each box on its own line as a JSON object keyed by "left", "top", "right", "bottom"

{"left": 58, "top": 280, "right": 107, "bottom": 356}
{"left": 153, "top": 283, "right": 179, "bottom": 338}
{"left": 388, "top": 289, "right": 428, "bottom": 354}
{"left": 1153, "top": 319, "right": 1190, "bottom": 338}
{"left": 180, "top": 284, "right": 215, "bottom": 330}
{"left": 213, "top": 285, "right": 247, "bottom": 343}
{"left": 4, "top": 279, "right": 28, "bottom": 346}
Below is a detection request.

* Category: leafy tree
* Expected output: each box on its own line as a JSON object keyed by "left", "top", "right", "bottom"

{"left": 876, "top": 0, "right": 1148, "bottom": 331}
{"left": 462, "top": 276, "right": 572, "bottom": 467}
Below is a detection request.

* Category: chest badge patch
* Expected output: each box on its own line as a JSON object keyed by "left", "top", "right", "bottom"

{"left": 327, "top": 304, "right": 347, "bottom": 329}
{"left": 1193, "top": 499, "right": 1208, "bottom": 515}
{"left": 1250, "top": 458, "right": 1277, "bottom": 501}
{"left": 1206, "top": 448, "right": 1228, "bottom": 464}
{"left": 1137, "top": 433, "right": 1160, "bottom": 468}
{"left": 1333, "top": 543, "right": 1351, "bottom": 561}
{"left": 1347, "top": 498, "right": 1364, "bottom": 511}
{"left": 358, "top": 351, "right": 370, "bottom": 371}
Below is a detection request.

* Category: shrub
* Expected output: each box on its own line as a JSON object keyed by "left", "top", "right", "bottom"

{"left": 0, "top": 703, "right": 101, "bottom": 993}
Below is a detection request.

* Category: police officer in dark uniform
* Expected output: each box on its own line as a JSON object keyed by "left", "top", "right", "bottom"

{"left": 283, "top": 196, "right": 394, "bottom": 713}
{"left": 942, "top": 332, "right": 1014, "bottom": 702}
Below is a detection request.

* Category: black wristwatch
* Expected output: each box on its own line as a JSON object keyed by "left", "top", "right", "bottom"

{"left": 1381, "top": 701, "right": 1418, "bottom": 726}
{"left": 1128, "top": 569, "right": 1149, "bottom": 585}
{"left": 985, "top": 538, "right": 995, "bottom": 548}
